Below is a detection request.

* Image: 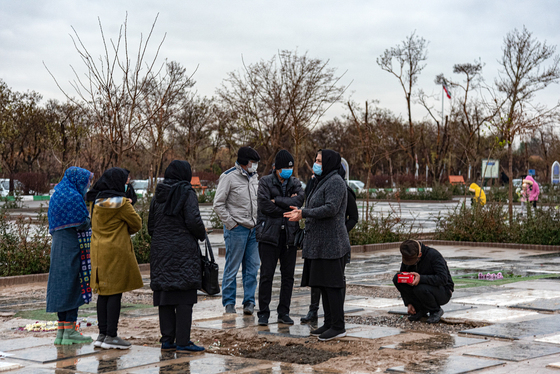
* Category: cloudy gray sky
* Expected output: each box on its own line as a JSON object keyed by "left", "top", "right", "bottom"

{"left": 1, "top": 0, "right": 559, "bottom": 122}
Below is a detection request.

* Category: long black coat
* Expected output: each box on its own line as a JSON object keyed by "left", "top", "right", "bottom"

{"left": 148, "top": 182, "right": 206, "bottom": 291}
{"left": 256, "top": 173, "right": 305, "bottom": 246}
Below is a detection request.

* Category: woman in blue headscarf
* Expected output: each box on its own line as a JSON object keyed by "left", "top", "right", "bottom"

{"left": 46, "top": 166, "right": 94, "bottom": 345}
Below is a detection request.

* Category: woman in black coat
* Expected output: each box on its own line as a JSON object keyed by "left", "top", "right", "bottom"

{"left": 148, "top": 160, "right": 206, "bottom": 352}
{"left": 284, "top": 149, "right": 351, "bottom": 341}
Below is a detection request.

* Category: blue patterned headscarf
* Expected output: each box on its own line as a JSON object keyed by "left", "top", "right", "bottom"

{"left": 48, "top": 166, "right": 93, "bottom": 234}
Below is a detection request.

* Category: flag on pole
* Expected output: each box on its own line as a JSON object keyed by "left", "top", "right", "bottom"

{"left": 442, "top": 79, "right": 451, "bottom": 99}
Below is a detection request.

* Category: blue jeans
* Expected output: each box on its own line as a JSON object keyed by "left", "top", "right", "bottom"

{"left": 222, "top": 225, "right": 260, "bottom": 307}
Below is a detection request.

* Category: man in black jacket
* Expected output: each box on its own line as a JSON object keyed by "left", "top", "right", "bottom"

{"left": 392, "top": 240, "right": 454, "bottom": 323}
{"left": 256, "top": 150, "right": 305, "bottom": 326}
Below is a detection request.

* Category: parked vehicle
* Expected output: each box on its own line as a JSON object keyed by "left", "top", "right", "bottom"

{"left": 131, "top": 179, "right": 149, "bottom": 197}
{"left": 0, "top": 179, "right": 24, "bottom": 197}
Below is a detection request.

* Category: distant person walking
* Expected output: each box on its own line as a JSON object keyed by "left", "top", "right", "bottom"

{"left": 285, "top": 149, "right": 351, "bottom": 341}
{"left": 256, "top": 150, "right": 305, "bottom": 326}
{"left": 213, "top": 146, "right": 261, "bottom": 314}
{"left": 88, "top": 168, "right": 143, "bottom": 350}
{"left": 47, "top": 166, "right": 94, "bottom": 345}
{"left": 523, "top": 175, "right": 540, "bottom": 208}
{"left": 148, "top": 160, "right": 206, "bottom": 352}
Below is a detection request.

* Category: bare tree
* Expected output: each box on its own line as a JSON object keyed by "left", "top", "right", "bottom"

{"left": 493, "top": 26, "right": 560, "bottom": 220}
{"left": 140, "top": 61, "right": 196, "bottom": 186}
{"left": 377, "top": 31, "right": 428, "bottom": 177}
{"left": 46, "top": 14, "right": 168, "bottom": 168}
{"left": 218, "top": 50, "right": 347, "bottom": 174}
{"left": 174, "top": 96, "right": 215, "bottom": 171}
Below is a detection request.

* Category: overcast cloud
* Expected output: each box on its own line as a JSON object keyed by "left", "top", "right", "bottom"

{"left": 1, "top": 0, "right": 559, "bottom": 122}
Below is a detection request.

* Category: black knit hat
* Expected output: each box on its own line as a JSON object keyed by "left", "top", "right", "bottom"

{"left": 400, "top": 239, "right": 421, "bottom": 265}
{"left": 237, "top": 146, "right": 261, "bottom": 166}
{"left": 274, "top": 150, "right": 294, "bottom": 170}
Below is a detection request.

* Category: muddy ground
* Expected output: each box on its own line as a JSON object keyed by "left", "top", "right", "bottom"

{"left": 0, "top": 283, "right": 486, "bottom": 373}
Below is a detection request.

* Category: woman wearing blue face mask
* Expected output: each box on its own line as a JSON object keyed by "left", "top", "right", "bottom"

{"left": 284, "top": 149, "right": 351, "bottom": 341}
{"left": 255, "top": 150, "right": 305, "bottom": 326}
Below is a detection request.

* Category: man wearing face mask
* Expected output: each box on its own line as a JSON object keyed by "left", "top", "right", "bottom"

{"left": 255, "top": 150, "right": 305, "bottom": 326}
{"left": 214, "top": 146, "right": 261, "bottom": 314}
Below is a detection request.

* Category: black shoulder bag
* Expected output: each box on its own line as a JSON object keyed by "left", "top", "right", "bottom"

{"left": 199, "top": 234, "right": 220, "bottom": 295}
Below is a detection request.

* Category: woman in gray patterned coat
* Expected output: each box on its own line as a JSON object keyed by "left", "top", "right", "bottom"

{"left": 284, "top": 149, "right": 351, "bottom": 341}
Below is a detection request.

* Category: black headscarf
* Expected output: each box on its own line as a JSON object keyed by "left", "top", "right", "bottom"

{"left": 160, "top": 160, "right": 193, "bottom": 216}
{"left": 86, "top": 167, "right": 128, "bottom": 202}
{"left": 317, "top": 149, "right": 342, "bottom": 181}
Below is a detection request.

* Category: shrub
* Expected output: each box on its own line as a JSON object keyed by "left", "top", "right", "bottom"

{"left": 434, "top": 202, "right": 560, "bottom": 245}
{"left": 0, "top": 206, "right": 51, "bottom": 276}
{"left": 13, "top": 172, "right": 50, "bottom": 195}
{"left": 131, "top": 195, "right": 151, "bottom": 264}
{"left": 198, "top": 189, "right": 215, "bottom": 204}
{"left": 349, "top": 205, "right": 419, "bottom": 245}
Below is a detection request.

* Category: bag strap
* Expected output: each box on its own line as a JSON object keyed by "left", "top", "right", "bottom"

{"left": 204, "top": 233, "right": 215, "bottom": 263}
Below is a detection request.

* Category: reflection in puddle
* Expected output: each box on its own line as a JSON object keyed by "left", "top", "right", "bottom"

{"left": 388, "top": 355, "right": 505, "bottom": 373}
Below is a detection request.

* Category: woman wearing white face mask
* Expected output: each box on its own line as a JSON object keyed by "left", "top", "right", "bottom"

{"left": 284, "top": 149, "right": 351, "bottom": 341}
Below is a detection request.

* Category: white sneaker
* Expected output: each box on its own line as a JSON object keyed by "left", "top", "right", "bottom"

{"left": 101, "top": 336, "right": 131, "bottom": 350}
{"left": 93, "top": 334, "right": 106, "bottom": 348}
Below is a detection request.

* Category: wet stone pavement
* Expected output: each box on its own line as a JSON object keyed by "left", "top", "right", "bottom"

{"left": 3, "top": 245, "right": 560, "bottom": 372}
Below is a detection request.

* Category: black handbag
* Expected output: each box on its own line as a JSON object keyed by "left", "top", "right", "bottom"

{"left": 200, "top": 234, "right": 220, "bottom": 295}
{"left": 294, "top": 227, "right": 305, "bottom": 249}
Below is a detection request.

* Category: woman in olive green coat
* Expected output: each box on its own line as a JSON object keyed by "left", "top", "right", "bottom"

{"left": 88, "top": 168, "right": 143, "bottom": 350}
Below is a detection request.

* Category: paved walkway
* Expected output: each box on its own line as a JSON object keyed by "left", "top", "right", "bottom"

{"left": 2, "top": 244, "right": 560, "bottom": 373}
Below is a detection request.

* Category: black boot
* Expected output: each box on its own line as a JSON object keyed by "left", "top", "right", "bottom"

{"left": 300, "top": 309, "right": 318, "bottom": 324}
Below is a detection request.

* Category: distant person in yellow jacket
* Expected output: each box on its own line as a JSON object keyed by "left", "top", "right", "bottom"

{"left": 469, "top": 183, "right": 486, "bottom": 206}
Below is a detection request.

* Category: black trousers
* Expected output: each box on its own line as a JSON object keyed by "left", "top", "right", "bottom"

{"left": 257, "top": 233, "right": 297, "bottom": 318}
{"left": 159, "top": 304, "right": 193, "bottom": 346}
{"left": 97, "top": 293, "right": 122, "bottom": 337}
{"left": 309, "top": 255, "right": 348, "bottom": 312}
{"left": 320, "top": 287, "right": 345, "bottom": 331}
{"left": 392, "top": 275, "right": 451, "bottom": 313}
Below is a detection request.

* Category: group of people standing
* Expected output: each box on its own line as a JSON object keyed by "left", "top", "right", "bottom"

{"left": 213, "top": 147, "right": 358, "bottom": 341}
{"left": 46, "top": 145, "right": 357, "bottom": 353}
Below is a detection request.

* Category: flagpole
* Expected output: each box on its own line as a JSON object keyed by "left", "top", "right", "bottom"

{"left": 442, "top": 84, "right": 444, "bottom": 125}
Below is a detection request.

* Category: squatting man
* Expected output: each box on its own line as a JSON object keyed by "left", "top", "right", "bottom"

{"left": 393, "top": 240, "right": 454, "bottom": 323}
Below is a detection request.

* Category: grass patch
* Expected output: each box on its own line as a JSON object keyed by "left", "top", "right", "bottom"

{"left": 452, "top": 272, "right": 559, "bottom": 289}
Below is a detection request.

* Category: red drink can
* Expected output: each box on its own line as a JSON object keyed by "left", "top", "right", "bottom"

{"left": 397, "top": 272, "right": 414, "bottom": 284}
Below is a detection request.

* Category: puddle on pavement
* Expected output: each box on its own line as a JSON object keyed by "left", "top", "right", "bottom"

{"left": 386, "top": 355, "right": 506, "bottom": 373}
{"left": 382, "top": 335, "right": 486, "bottom": 351}
{"left": 521, "top": 252, "right": 560, "bottom": 259}
{"left": 465, "top": 341, "right": 560, "bottom": 362}
{"left": 347, "top": 326, "right": 402, "bottom": 339}
{"left": 512, "top": 297, "right": 560, "bottom": 312}
{"left": 126, "top": 354, "right": 258, "bottom": 374}
{"left": 56, "top": 345, "right": 166, "bottom": 373}
{"left": 461, "top": 314, "right": 560, "bottom": 339}
{"left": 0, "top": 337, "right": 52, "bottom": 352}
{"left": 8, "top": 343, "right": 99, "bottom": 363}
{"left": 195, "top": 315, "right": 259, "bottom": 330}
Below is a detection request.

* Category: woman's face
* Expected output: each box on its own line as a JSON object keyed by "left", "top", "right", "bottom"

{"left": 315, "top": 153, "right": 322, "bottom": 165}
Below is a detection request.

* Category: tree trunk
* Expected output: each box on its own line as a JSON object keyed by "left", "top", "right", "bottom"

{"left": 508, "top": 141, "right": 514, "bottom": 222}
